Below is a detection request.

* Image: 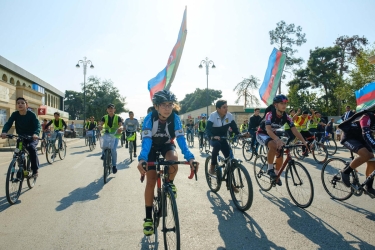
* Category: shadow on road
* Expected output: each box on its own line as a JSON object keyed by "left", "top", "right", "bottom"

{"left": 117, "top": 159, "right": 131, "bottom": 170}
{"left": 206, "top": 191, "right": 283, "bottom": 249}
{"left": 332, "top": 199, "right": 375, "bottom": 221}
{"left": 70, "top": 150, "right": 88, "bottom": 155}
{"left": 55, "top": 177, "right": 110, "bottom": 211}
{"left": 87, "top": 152, "right": 102, "bottom": 157}
{"left": 261, "top": 191, "right": 359, "bottom": 249}
{"left": 139, "top": 234, "right": 159, "bottom": 250}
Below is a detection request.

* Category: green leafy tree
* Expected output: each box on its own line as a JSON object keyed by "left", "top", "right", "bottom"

{"left": 64, "top": 90, "right": 83, "bottom": 120}
{"left": 179, "top": 88, "right": 222, "bottom": 114}
{"left": 233, "top": 75, "right": 260, "bottom": 107}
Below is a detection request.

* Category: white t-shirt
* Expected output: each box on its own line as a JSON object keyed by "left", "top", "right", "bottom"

{"left": 336, "top": 129, "right": 341, "bottom": 135}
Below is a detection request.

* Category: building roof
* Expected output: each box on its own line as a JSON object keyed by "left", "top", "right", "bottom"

{"left": 0, "top": 55, "right": 64, "bottom": 97}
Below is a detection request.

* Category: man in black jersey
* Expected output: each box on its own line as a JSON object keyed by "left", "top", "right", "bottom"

{"left": 248, "top": 108, "right": 262, "bottom": 149}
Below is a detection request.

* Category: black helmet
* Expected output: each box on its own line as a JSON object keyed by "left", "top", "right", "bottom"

{"left": 273, "top": 94, "right": 288, "bottom": 104}
{"left": 152, "top": 90, "right": 177, "bottom": 105}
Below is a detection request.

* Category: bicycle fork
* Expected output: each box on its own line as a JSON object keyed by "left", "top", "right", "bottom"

{"left": 286, "top": 161, "right": 303, "bottom": 186}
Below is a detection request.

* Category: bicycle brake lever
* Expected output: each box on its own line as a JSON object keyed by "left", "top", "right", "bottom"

{"left": 140, "top": 162, "right": 147, "bottom": 183}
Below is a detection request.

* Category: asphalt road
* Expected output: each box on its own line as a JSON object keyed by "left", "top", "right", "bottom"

{"left": 0, "top": 137, "right": 374, "bottom": 249}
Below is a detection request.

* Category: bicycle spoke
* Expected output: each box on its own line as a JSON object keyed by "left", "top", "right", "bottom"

{"left": 163, "top": 188, "right": 180, "bottom": 249}
{"left": 230, "top": 163, "right": 253, "bottom": 211}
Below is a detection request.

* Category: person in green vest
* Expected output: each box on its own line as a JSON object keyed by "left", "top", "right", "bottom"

{"left": 1, "top": 97, "right": 41, "bottom": 177}
{"left": 240, "top": 119, "right": 248, "bottom": 133}
{"left": 98, "top": 104, "right": 123, "bottom": 174}
{"left": 198, "top": 115, "right": 207, "bottom": 148}
{"left": 45, "top": 112, "right": 67, "bottom": 149}
{"left": 86, "top": 116, "right": 98, "bottom": 145}
{"left": 308, "top": 111, "right": 326, "bottom": 142}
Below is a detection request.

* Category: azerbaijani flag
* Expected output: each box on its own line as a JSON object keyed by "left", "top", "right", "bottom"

{"left": 355, "top": 82, "right": 375, "bottom": 111}
{"left": 148, "top": 7, "right": 187, "bottom": 99}
{"left": 259, "top": 48, "right": 286, "bottom": 105}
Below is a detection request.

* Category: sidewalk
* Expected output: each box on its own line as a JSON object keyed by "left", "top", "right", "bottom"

{"left": 0, "top": 137, "right": 82, "bottom": 152}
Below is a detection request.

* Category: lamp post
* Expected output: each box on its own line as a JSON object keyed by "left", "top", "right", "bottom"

{"left": 76, "top": 57, "right": 94, "bottom": 124}
{"left": 199, "top": 57, "right": 216, "bottom": 118}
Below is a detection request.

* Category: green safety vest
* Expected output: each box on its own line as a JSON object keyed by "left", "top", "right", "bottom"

{"left": 308, "top": 117, "right": 320, "bottom": 129}
{"left": 52, "top": 119, "right": 63, "bottom": 130}
{"left": 198, "top": 120, "right": 206, "bottom": 132}
{"left": 104, "top": 115, "right": 120, "bottom": 138}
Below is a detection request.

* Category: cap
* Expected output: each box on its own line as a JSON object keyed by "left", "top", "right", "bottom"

{"left": 107, "top": 104, "right": 115, "bottom": 108}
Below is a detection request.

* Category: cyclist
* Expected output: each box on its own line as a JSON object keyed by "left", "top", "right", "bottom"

{"left": 198, "top": 115, "right": 207, "bottom": 148}
{"left": 248, "top": 108, "right": 262, "bottom": 150}
{"left": 240, "top": 120, "right": 248, "bottom": 133}
{"left": 256, "top": 94, "right": 308, "bottom": 186}
{"left": 339, "top": 111, "right": 375, "bottom": 196}
{"left": 1, "top": 97, "right": 41, "bottom": 176}
{"left": 293, "top": 109, "right": 314, "bottom": 156}
{"left": 284, "top": 109, "right": 296, "bottom": 144}
{"left": 98, "top": 104, "right": 123, "bottom": 174}
{"left": 124, "top": 111, "right": 140, "bottom": 157}
{"left": 45, "top": 112, "right": 67, "bottom": 150}
{"left": 136, "top": 90, "right": 198, "bottom": 236}
{"left": 308, "top": 111, "right": 326, "bottom": 142}
{"left": 206, "top": 99, "right": 242, "bottom": 175}
{"left": 41, "top": 119, "right": 50, "bottom": 140}
{"left": 86, "top": 116, "right": 97, "bottom": 145}
{"left": 186, "top": 119, "right": 195, "bottom": 140}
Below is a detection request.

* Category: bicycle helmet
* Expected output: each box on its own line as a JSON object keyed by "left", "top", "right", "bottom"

{"left": 273, "top": 94, "right": 288, "bottom": 104}
{"left": 152, "top": 90, "right": 177, "bottom": 105}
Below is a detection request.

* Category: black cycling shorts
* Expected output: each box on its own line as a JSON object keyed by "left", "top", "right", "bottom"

{"left": 342, "top": 138, "right": 372, "bottom": 153}
{"left": 147, "top": 143, "right": 176, "bottom": 171}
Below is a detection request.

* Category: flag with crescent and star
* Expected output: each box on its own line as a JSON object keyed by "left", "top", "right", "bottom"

{"left": 148, "top": 6, "right": 187, "bottom": 99}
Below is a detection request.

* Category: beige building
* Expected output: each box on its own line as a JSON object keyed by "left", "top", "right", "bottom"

{"left": 0, "top": 55, "right": 68, "bottom": 147}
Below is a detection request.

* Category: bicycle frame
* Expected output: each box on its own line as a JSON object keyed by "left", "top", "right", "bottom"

{"left": 274, "top": 145, "right": 304, "bottom": 185}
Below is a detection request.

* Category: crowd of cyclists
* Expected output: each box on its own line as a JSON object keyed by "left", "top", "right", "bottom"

{"left": 2, "top": 91, "right": 375, "bottom": 239}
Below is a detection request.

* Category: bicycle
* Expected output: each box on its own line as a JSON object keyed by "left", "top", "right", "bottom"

{"left": 293, "top": 132, "right": 328, "bottom": 164}
{"left": 140, "top": 153, "right": 197, "bottom": 249}
{"left": 84, "top": 129, "right": 89, "bottom": 146}
{"left": 120, "top": 131, "right": 126, "bottom": 147}
{"left": 186, "top": 129, "right": 194, "bottom": 147}
{"left": 253, "top": 144, "right": 314, "bottom": 208}
{"left": 127, "top": 131, "right": 136, "bottom": 162}
{"left": 39, "top": 131, "right": 50, "bottom": 154}
{"left": 4, "top": 134, "right": 41, "bottom": 205}
{"left": 320, "top": 133, "right": 337, "bottom": 156}
{"left": 96, "top": 128, "right": 101, "bottom": 141}
{"left": 46, "top": 131, "right": 66, "bottom": 164}
{"left": 321, "top": 151, "right": 375, "bottom": 200}
{"left": 100, "top": 133, "right": 116, "bottom": 184}
{"left": 86, "top": 130, "right": 96, "bottom": 151}
{"left": 204, "top": 136, "right": 254, "bottom": 212}
{"left": 199, "top": 135, "right": 210, "bottom": 153}
{"left": 242, "top": 137, "right": 268, "bottom": 162}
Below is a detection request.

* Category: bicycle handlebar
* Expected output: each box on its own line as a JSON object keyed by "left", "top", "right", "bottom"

{"left": 140, "top": 161, "right": 198, "bottom": 183}
{"left": 5, "top": 134, "right": 42, "bottom": 140}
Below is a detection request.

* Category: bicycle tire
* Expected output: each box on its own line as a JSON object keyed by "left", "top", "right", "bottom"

{"left": 6, "top": 159, "right": 23, "bottom": 205}
{"left": 204, "top": 139, "right": 210, "bottom": 151}
{"left": 26, "top": 159, "right": 36, "bottom": 189}
{"left": 293, "top": 143, "right": 305, "bottom": 160}
{"left": 321, "top": 158, "right": 353, "bottom": 201}
{"left": 232, "top": 139, "right": 239, "bottom": 148}
{"left": 242, "top": 141, "right": 254, "bottom": 162}
{"left": 285, "top": 161, "right": 314, "bottom": 208}
{"left": 103, "top": 149, "right": 110, "bottom": 184}
{"left": 59, "top": 141, "right": 67, "bottom": 160}
{"left": 89, "top": 139, "right": 94, "bottom": 151}
{"left": 129, "top": 142, "right": 133, "bottom": 162}
{"left": 229, "top": 163, "right": 253, "bottom": 211}
{"left": 204, "top": 156, "right": 222, "bottom": 193}
{"left": 85, "top": 137, "right": 88, "bottom": 146}
{"left": 162, "top": 187, "right": 180, "bottom": 250}
{"left": 40, "top": 140, "right": 46, "bottom": 154}
{"left": 259, "top": 145, "right": 268, "bottom": 157}
{"left": 46, "top": 143, "right": 56, "bottom": 164}
{"left": 253, "top": 155, "right": 272, "bottom": 191}
{"left": 152, "top": 203, "right": 159, "bottom": 245}
{"left": 325, "top": 139, "right": 337, "bottom": 156}
{"left": 312, "top": 142, "right": 328, "bottom": 164}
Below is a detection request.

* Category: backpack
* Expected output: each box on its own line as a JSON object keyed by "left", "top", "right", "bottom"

{"left": 338, "top": 110, "right": 375, "bottom": 133}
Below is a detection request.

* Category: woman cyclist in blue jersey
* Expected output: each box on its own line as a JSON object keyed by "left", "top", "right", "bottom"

{"left": 137, "top": 90, "right": 199, "bottom": 236}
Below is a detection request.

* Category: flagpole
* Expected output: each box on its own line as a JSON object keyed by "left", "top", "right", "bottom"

{"left": 278, "top": 61, "right": 286, "bottom": 94}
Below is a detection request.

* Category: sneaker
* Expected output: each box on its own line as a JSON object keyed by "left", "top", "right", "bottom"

{"left": 267, "top": 169, "right": 277, "bottom": 180}
{"left": 276, "top": 178, "right": 282, "bottom": 186}
{"left": 231, "top": 184, "right": 239, "bottom": 193}
{"left": 143, "top": 218, "right": 154, "bottom": 236}
{"left": 112, "top": 166, "right": 118, "bottom": 174}
{"left": 32, "top": 170, "right": 38, "bottom": 177}
{"left": 169, "top": 183, "right": 177, "bottom": 198}
{"left": 209, "top": 165, "right": 217, "bottom": 176}
{"left": 340, "top": 171, "right": 351, "bottom": 187}
{"left": 364, "top": 186, "right": 375, "bottom": 198}
{"left": 134, "top": 152, "right": 137, "bottom": 157}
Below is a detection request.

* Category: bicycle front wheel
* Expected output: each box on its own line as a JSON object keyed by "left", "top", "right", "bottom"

{"left": 312, "top": 143, "right": 328, "bottom": 164}
{"left": 26, "top": 159, "right": 37, "bottom": 189}
{"left": 162, "top": 187, "right": 180, "bottom": 250}
{"left": 40, "top": 140, "right": 46, "bottom": 154}
{"left": 103, "top": 149, "right": 111, "bottom": 184}
{"left": 242, "top": 141, "right": 254, "bottom": 161}
{"left": 59, "top": 141, "right": 67, "bottom": 160}
{"left": 85, "top": 137, "right": 88, "bottom": 146}
{"left": 293, "top": 143, "right": 305, "bottom": 160}
{"left": 229, "top": 163, "right": 253, "bottom": 211}
{"left": 325, "top": 139, "right": 337, "bottom": 156}
{"left": 253, "top": 155, "right": 272, "bottom": 191}
{"left": 285, "top": 161, "right": 314, "bottom": 208}
{"left": 6, "top": 159, "right": 23, "bottom": 205}
{"left": 46, "top": 144, "right": 56, "bottom": 164}
{"left": 89, "top": 139, "right": 94, "bottom": 151}
{"left": 129, "top": 142, "right": 133, "bottom": 162}
{"left": 204, "top": 156, "right": 222, "bottom": 193}
{"left": 204, "top": 139, "right": 210, "bottom": 151}
{"left": 321, "top": 158, "right": 353, "bottom": 200}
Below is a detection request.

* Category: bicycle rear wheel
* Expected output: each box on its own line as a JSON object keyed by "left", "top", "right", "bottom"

{"left": 321, "top": 158, "right": 353, "bottom": 200}
{"left": 40, "top": 140, "right": 46, "bottom": 154}
{"left": 204, "top": 156, "right": 222, "bottom": 193}
{"left": 293, "top": 143, "right": 305, "bottom": 160}
{"left": 253, "top": 155, "right": 272, "bottom": 191}
{"left": 285, "top": 161, "right": 314, "bottom": 208}
{"left": 59, "top": 141, "right": 67, "bottom": 160}
{"left": 6, "top": 159, "right": 23, "bottom": 205}
{"left": 325, "top": 139, "right": 337, "bottom": 156}
{"left": 312, "top": 142, "right": 328, "bottom": 164}
{"left": 162, "top": 187, "right": 180, "bottom": 250}
{"left": 229, "top": 163, "right": 253, "bottom": 211}
{"left": 242, "top": 141, "right": 254, "bottom": 161}
{"left": 46, "top": 143, "right": 56, "bottom": 164}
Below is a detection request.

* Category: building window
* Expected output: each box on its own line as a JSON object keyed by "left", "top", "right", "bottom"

{"left": 16, "top": 80, "right": 20, "bottom": 86}
{"left": 0, "top": 109, "right": 6, "bottom": 126}
{"left": 10, "top": 78, "right": 14, "bottom": 85}
{"left": 2, "top": 74, "right": 7, "bottom": 82}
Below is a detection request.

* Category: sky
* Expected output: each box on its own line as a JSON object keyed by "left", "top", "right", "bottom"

{"left": 1, "top": 0, "right": 375, "bottom": 120}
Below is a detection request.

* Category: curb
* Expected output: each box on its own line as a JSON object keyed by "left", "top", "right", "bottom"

{"left": 0, "top": 138, "right": 82, "bottom": 152}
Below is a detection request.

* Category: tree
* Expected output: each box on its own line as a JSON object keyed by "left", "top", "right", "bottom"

{"left": 64, "top": 90, "right": 83, "bottom": 120}
{"left": 84, "top": 76, "right": 128, "bottom": 120}
{"left": 179, "top": 88, "right": 222, "bottom": 114}
{"left": 269, "top": 21, "right": 307, "bottom": 94}
{"left": 233, "top": 76, "right": 261, "bottom": 107}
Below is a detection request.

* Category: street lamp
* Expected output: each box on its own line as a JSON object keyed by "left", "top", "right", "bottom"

{"left": 75, "top": 57, "right": 94, "bottom": 124}
{"left": 199, "top": 57, "right": 216, "bottom": 118}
